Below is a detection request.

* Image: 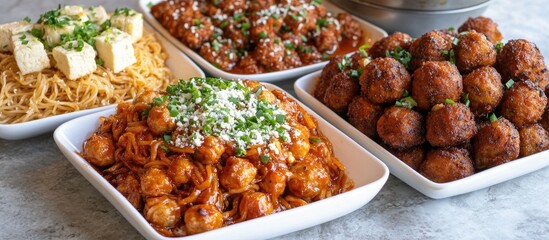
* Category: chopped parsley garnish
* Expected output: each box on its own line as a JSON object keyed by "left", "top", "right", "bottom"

{"left": 260, "top": 155, "right": 270, "bottom": 164}
{"left": 395, "top": 96, "right": 417, "bottom": 109}
{"left": 164, "top": 78, "right": 291, "bottom": 154}
{"left": 386, "top": 47, "right": 412, "bottom": 68}
{"left": 505, "top": 79, "right": 515, "bottom": 89}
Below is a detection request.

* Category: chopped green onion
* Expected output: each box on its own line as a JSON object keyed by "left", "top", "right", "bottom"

{"left": 147, "top": 1, "right": 153, "bottom": 8}
{"left": 193, "top": 19, "right": 202, "bottom": 26}
{"left": 160, "top": 145, "right": 170, "bottom": 152}
{"left": 153, "top": 97, "right": 164, "bottom": 106}
{"left": 461, "top": 93, "right": 470, "bottom": 107}
{"left": 489, "top": 113, "right": 498, "bottom": 122}
{"left": 236, "top": 148, "right": 246, "bottom": 157}
{"left": 447, "top": 27, "right": 455, "bottom": 32}
{"left": 212, "top": 40, "right": 221, "bottom": 52}
{"left": 274, "top": 38, "right": 280, "bottom": 44}
{"left": 219, "top": 20, "right": 229, "bottom": 29}
{"left": 495, "top": 42, "right": 504, "bottom": 53}
{"left": 505, "top": 79, "right": 515, "bottom": 89}
{"left": 284, "top": 42, "right": 295, "bottom": 50}
{"left": 442, "top": 49, "right": 456, "bottom": 65}
{"left": 260, "top": 155, "right": 270, "bottom": 164}
{"left": 163, "top": 134, "right": 172, "bottom": 143}
{"left": 275, "top": 114, "right": 286, "bottom": 124}
{"left": 309, "top": 137, "right": 321, "bottom": 143}
{"left": 445, "top": 99, "right": 456, "bottom": 105}
{"left": 23, "top": 17, "right": 31, "bottom": 23}
{"left": 312, "top": 0, "right": 323, "bottom": 5}
{"left": 359, "top": 44, "right": 370, "bottom": 58}
{"left": 395, "top": 96, "right": 417, "bottom": 109}
{"left": 452, "top": 37, "right": 460, "bottom": 45}
{"left": 316, "top": 18, "right": 328, "bottom": 28}
{"left": 258, "top": 31, "right": 268, "bottom": 39}
{"left": 386, "top": 47, "right": 412, "bottom": 68}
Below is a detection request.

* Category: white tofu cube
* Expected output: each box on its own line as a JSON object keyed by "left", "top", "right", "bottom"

{"left": 52, "top": 40, "right": 97, "bottom": 80}
{"left": 60, "top": 5, "right": 89, "bottom": 23}
{"left": 12, "top": 32, "right": 50, "bottom": 75}
{"left": 85, "top": 6, "right": 109, "bottom": 24}
{"left": 95, "top": 28, "right": 136, "bottom": 73}
{"left": 111, "top": 9, "right": 143, "bottom": 42}
{"left": 0, "top": 21, "right": 33, "bottom": 52}
{"left": 44, "top": 23, "right": 75, "bottom": 47}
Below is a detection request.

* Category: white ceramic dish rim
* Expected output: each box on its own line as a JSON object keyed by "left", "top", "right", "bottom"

{"left": 0, "top": 22, "right": 205, "bottom": 140}
{"left": 53, "top": 83, "right": 390, "bottom": 240}
{"left": 138, "top": 0, "right": 388, "bottom": 82}
{"left": 294, "top": 71, "right": 549, "bottom": 199}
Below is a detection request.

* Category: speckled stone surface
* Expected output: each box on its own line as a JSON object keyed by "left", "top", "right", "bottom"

{"left": 0, "top": 0, "right": 548, "bottom": 239}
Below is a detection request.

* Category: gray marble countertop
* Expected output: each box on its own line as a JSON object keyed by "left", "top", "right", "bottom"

{"left": 1, "top": 0, "right": 548, "bottom": 239}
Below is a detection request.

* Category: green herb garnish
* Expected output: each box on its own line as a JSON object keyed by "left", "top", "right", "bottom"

{"left": 260, "top": 155, "right": 270, "bottom": 164}
{"left": 395, "top": 96, "right": 417, "bottom": 109}
{"left": 505, "top": 79, "right": 515, "bottom": 89}
{"left": 444, "top": 98, "right": 456, "bottom": 105}
{"left": 386, "top": 47, "right": 412, "bottom": 68}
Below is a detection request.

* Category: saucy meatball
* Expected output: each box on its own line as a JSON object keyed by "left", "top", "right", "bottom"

{"left": 184, "top": 204, "right": 223, "bottom": 235}
{"left": 497, "top": 39, "right": 549, "bottom": 89}
{"left": 500, "top": 80, "right": 547, "bottom": 128}
{"left": 260, "top": 168, "right": 288, "bottom": 198}
{"left": 473, "top": 118, "right": 520, "bottom": 170}
{"left": 254, "top": 38, "right": 286, "bottom": 71}
{"left": 454, "top": 30, "right": 496, "bottom": 73}
{"left": 412, "top": 61, "right": 463, "bottom": 111}
{"left": 409, "top": 30, "right": 453, "bottom": 70}
{"left": 144, "top": 196, "right": 181, "bottom": 228}
{"left": 518, "top": 124, "right": 549, "bottom": 157}
{"left": 377, "top": 106, "right": 425, "bottom": 150}
{"left": 462, "top": 66, "right": 504, "bottom": 116}
{"left": 389, "top": 145, "right": 426, "bottom": 171}
{"left": 347, "top": 96, "right": 385, "bottom": 139}
{"left": 419, "top": 147, "right": 474, "bottom": 183}
{"left": 83, "top": 133, "right": 115, "bottom": 167}
{"left": 239, "top": 192, "right": 274, "bottom": 220}
{"left": 426, "top": 103, "right": 476, "bottom": 147}
{"left": 337, "top": 12, "right": 362, "bottom": 43}
{"left": 219, "top": 157, "right": 257, "bottom": 191}
{"left": 147, "top": 105, "right": 176, "bottom": 136}
{"left": 288, "top": 158, "right": 330, "bottom": 199}
{"left": 368, "top": 32, "right": 412, "bottom": 59}
{"left": 194, "top": 136, "right": 226, "bottom": 164}
{"left": 458, "top": 16, "right": 503, "bottom": 44}
{"left": 360, "top": 57, "right": 412, "bottom": 105}
{"left": 167, "top": 156, "right": 195, "bottom": 186}
{"left": 140, "top": 168, "right": 173, "bottom": 197}
{"left": 178, "top": 17, "right": 214, "bottom": 50}
{"left": 236, "top": 54, "right": 264, "bottom": 74}
{"left": 199, "top": 40, "right": 239, "bottom": 71}
{"left": 315, "top": 56, "right": 343, "bottom": 100}
{"left": 322, "top": 71, "right": 360, "bottom": 115}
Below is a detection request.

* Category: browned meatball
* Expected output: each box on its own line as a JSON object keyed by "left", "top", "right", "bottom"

{"left": 219, "top": 157, "right": 257, "bottom": 191}
{"left": 254, "top": 38, "right": 286, "bottom": 71}
{"left": 178, "top": 17, "right": 214, "bottom": 50}
{"left": 389, "top": 145, "right": 426, "bottom": 171}
{"left": 217, "top": 0, "right": 246, "bottom": 14}
{"left": 236, "top": 54, "right": 264, "bottom": 74}
{"left": 282, "top": 49, "right": 303, "bottom": 69}
{"left": 315, "top": 27, "right": 339, "bottom": 53}
{"left": 426, "top": 103, "right": 476, "bottom": 147}
{"left": 223, "top": 20, "right": 250, "bottom": 50}
{"left": 377, "top": 106, "right": 425, "bottom": 149}
{"left": 140, "top": 168, "right": 173, "bottom": 197}
{"left": 184, "top": 204, "right": 223, "bottom": 235}
{"left": 463, "top": 66, "right": 504, "bottom": 116}
{"left": 360, "top": 57, "right": 412, "bottom": 105}
{"left": 283, "top": 7, "right": 317, "bottom": 35}
{"left": 473, "top": 118, "right": 520, "bottom": 170}
{"left": 147, "top": 105, "right": 176, "bottom": 136}
{"left": 337, "top": 12, "right": 362, "bottom": 42}
{"left": 500, "top": 80, "right": 547, "bottom": 128}
{"left": 315, "top": 56, "right": 343, "bottom": 100}
{"left": 298, "top": 45, "right": 323, "bottom": 65}
{"left": 368, "top": 32, "right": 412, "bottom": 59}
{"left": 455, "top": 30, "right": 496, "bottom": 73}
{"left": 83, "top": 133, "right": 115, "bottom": 167}
{"left": 459, "top": 16, "right": 503, "bottom": 44}
{"left": 347, "top": 96, "right": 385, "bottom": 139}
{"left": 144, "top": 196, "right": 181, "bottom": 228}
{"left": 497, "top": 39, "right": 549, "bottom": 89}
{"left": 518, "top": 123, "right": 549, "bottom": 157}
{"left": 288, "top": 158, "right": 330, "bottom": 199}
{"left": 167, "top": 156, "right": 195, "bottom": 186}
{"left": 419, "top": 147, "right": 474, "bottom": 183}
{"left": 199, "top": 40, "right": 239, "bottom": 71}
{"left": 409, "top": 30, "right": 453, "bottom": 70}
{"left": 239, "top": 192, "right": 274, "bottom": 220}
{"left": 541, "top": 108, "right": 549, "bottom": 132}
{"left": 412, "top": 61, "right": 463, "bottom": 111}
{"left": 322, "top": 71, "right": 360, "bottom": 115}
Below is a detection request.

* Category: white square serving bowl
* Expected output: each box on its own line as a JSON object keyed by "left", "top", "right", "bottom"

{"left": 53, "top": 83, "right": 389, "bottom": 240}
{"left": 294, "top": 71, "right": 549, "bottom": 199}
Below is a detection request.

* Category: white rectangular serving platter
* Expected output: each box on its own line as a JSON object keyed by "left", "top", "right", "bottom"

{"left": 294, "top": 71, "right": 549, "bottom": 199}
{"left": 53, "top": 83, "right": 389, "bottom": 240}
{"left": 138, "top": 0, "right": 388, "bottom": 82}
{"left": 0, "top": 22, "right": 205, "bottom": 140}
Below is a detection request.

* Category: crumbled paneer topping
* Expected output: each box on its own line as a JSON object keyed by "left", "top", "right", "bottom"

{"left": 160, "top": 78, "right": 290, "bottom": 155}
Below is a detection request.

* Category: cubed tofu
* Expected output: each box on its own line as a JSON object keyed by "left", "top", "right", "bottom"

{"left": 44, "top": 22, "right": 75, "bottom": 47}
{"left": 52, "top": 40, "right": 97, "bottom": 80}
{"left": 0, "top": 21, "right": 33, "bottom": 52}
{"left": 12, "top": 32, "right": 50, "bottom": 75}
{"left": 95, "top": 28, "right": 136, "bottom": 73}
{"left": 85, "top": 6, "right": 108, "bottom": 24}
{"left": 60, "top": 5, "right": 89, "bottom": 23}
{"left": 111, "top": 9, "right": 143, "bottom": 42}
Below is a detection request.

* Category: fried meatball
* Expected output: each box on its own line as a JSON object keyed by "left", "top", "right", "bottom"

{"left": 458, "top": 16, "right": 503, "bottom": 44}
{"left": 184, "top": 204, "right": 223, "bottom": 235}
{"left": 199, "top": 40, "right": 239, "bottom": 71}
{"left": 83, "top": 133, "right": 115, "bottom": 167}
{"left": 500, "top": 80, "right": 547, "bottom": 128}
{"left": 368, "top": 32, "right": 412, "bottom": 59}
{"left": 322, "top": 71, "right": 360, "bottom": 115}
{"left": 315, "top": 27, "right": 339, "bottom": 53}
{"left": 236, "top": 54, "right": 264, "bottom": 74}
{"left": 412, "top": 61, "right": 463, "bottom": 111}
{"left": 419, "top": 147, "right": 474, "bottom": 183}
{"left": 473, "top": 118, "right": 520, "bottom": 170}
{"left": 315, "top": 56, "right": 343, "bottom": 100}
{"left": 518, "top": 124, "right": 549, "bottom": 157}
{"left": 377, "top": 106, "right": 425, "bottom": 149}
{"left": 455, "top": 30, "right": 496, "bottom": 73}
{"left": 347, "top": 96, "right": 385, "bottom": 139}
{"left": 178, "top": 17, "right": 214, "bottom": 50}
{"left": 497, "top": 39, "right": 549, "bottom": 89}
{"left": 409, "top": 30, "right": 453, "bottom": 70}
{"left": 463, "top": 66, "right": 504, "bottom": 116}
{"left": 360, "top": 57, "right": 412, "bottom": 105}
{"left": 390, "top": 145, "right": 426, "bottom": 171}
{"left": 239, "top": 192, "right": 274, "bottom": 220}
{"left": 337, "top": 12, "right": 362, "bottom": 42}
{"left": 541, "top": 108, "right": 549, "bottom": 132}
{"left": 254, "top": 38, "right": 286, "bottom": 71}
{"left": 426, "top": 103, "right": 476, "bottom": 147}
{"left": 298, "top": 45, "right": 323, "bottom": 65}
